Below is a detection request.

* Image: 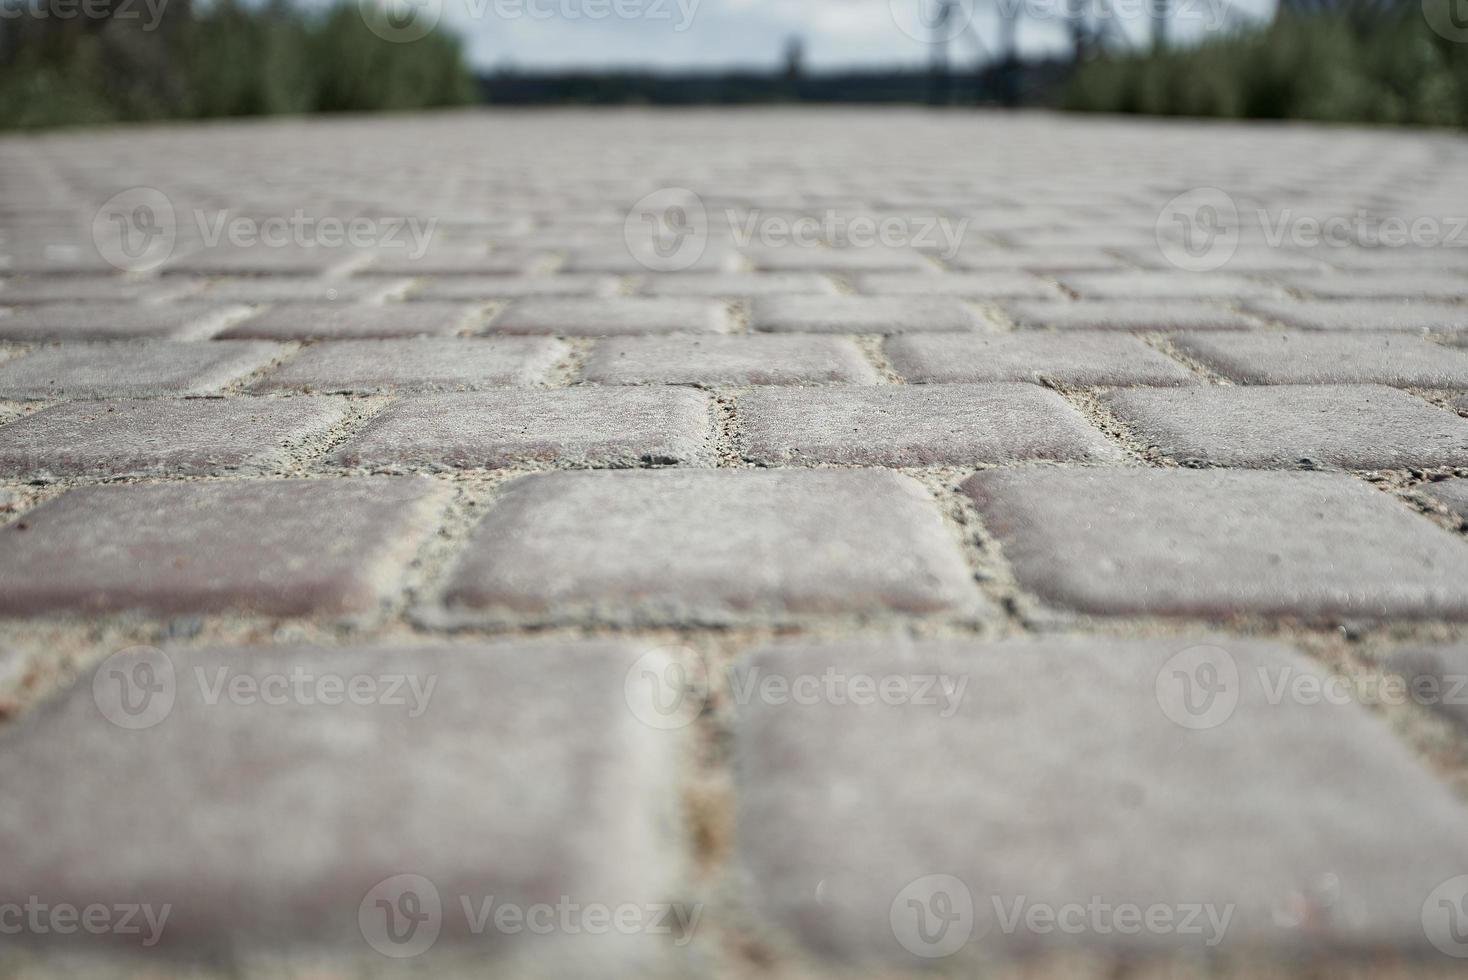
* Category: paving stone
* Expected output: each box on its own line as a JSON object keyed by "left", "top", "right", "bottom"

{"left": 1384, "top": 645, "right": 1468, "bottom": 732}
{"left": 359, "top": 250, "right": 539, "bottom": 276}
{"left": 1005, "top": 300, "right": 1256, "bottom": 331}
{"left": 735, "top": 636, "right": 1468, "bottom": 963}
{"left": 744, "top": 246, "right": 934, "bottom": 273}
{"left": 0, "top": 341, "right": 282, "bottom": 400}
{"left": 637, "top": 274, "right": 837, "bottom": 297}
{"left": 563, "top": 243, "right": 739, "bottom": 275}
{"left": 1422, "top": 478, "right": 1468, "bottom": 520}
{"left": 947, "top": 246, "right": 1129, "bottom": 273}
{"left": 751, "top": 296, "right": 980, "bottom": 334}
{"left": 0, "top": 398, "right": 347, "bottom": 479}
{"left": 887, "top": 332, "right": 1195, "bottom": 386}
{"left": 0, "top": 276, "right": 201, "bottom": 304}
{"left": 164, "top": 245, "right": 361, "bottom": 276}
{"left": 1175, "top": 331, "right": 1468, "bottom": 386}
{"left": 740, "top": 383, "right": 1120, "bottom": 466}
{"left": 219, "top": 302, "right": 485, "bottom": 340}
{"left": 1244, "top": 299, "right": 1468, "bottom": 332}
{"left": 335, "top": 387, "right": 709, "bottom": 468}
{"left": 853, "top": 272, "right": 1061, "bottom": 299}
{"left": 0, "top": 302, "right": 249, "bottom": 341}
{"left": 1117, "top": 244, "right": 1330, "bottom": 274}
{"left": 196, "top": 277, "right": 405, "bottom": 303}
{"left": 964, "top": 468, "right": 1468, "bottom": 619}
{"left": 439, "top": 469, "right": 984, "bottom": 624}
{"left": 1059, "top": 272, "right": 1282, "bottom": 300}
{"left": 407, "top": 274, "right": 618, "bottom": 300}
{"left": 0, "top": 641, "right": 681, "bottom": 959}
{"left": 491, "top": 299, "right": 730, "bottom": 336}
{"left": 1106, "top": 384, "right": 1468, "bottom": 469}
{"left": 1286, "top": 273, "right": 1468, "bottom": 300}
{"left": 0, "top": 478, "right": 446, "bottom": 617}
{"left": 583, "top": 335, "right": 878, "bottom": 386}
{"left": 257, "top": 338, "right": 565, "bottom": 393}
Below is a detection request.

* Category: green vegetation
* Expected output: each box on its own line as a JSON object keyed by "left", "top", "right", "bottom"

{"left": 1066, "top": 6, "right": 1468, "bottom": 126}
{"left": 0, "top": 0, "right": 477, "bottom": 130}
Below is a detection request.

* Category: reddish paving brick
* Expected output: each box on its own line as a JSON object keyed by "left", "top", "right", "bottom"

{"left": 407, "top": 275, "right": 619, "bottom": 300}
{"left": 735, "top": 636, "right": 1468, "bottom": 962}
{"left": 854, "top": 272, "right": 1061, "bottom": 299}
{"left": 583, "top": 335, "right": 878, "bottom": 386}
{"left": 964, "top": 469, "right": 1468, "bottom": 620}
{"left": 219, "top": 302, "right": 484, "bottom": 340}
{"left": 887, "top": 332, "right": 1194, "bottom": 386}
{"left": 439, "top": 469, "right": 984, "bottom": 624}
{"left": 334, "top": 387, "right": 710, "bottom": 468}
{"left": 0, "top": 302, "right": 249, "bottom": 341}
{"left": 1005, "top": 300, "right": 1256, "bottom": 331}
{"left": 1174, "top": 331, "right": 1468, "bottom": 387}
{"left": 0, "top": 642, "right": 682, "bottom": 958}
{"left": 739, "top": 383, "right": 1120, "bottom": 466}
{"left": 257, "top": 338, "right": 565, "bottom": 392}
{"left": 1106, "top": 384, "right": 1468, "bottom": 469}
{"left": 1059, "top": 272, "right": 1282, "bottom": 300}
{"left": 1285, "top": 274, "right": 1468, "bottom": 300}
{"left": 0, "top": 398, "right": 346, "bottom": 479}
{"left": 751, "top": 296, "right": 980, "bottom": 334}
{"left": 0, "top": 341, "right": 282, "bottom": 400}
{"left": 491, "top": 299, "right": 730, "bottom": 336}
{"left": 637, "top": 274, "right": 837, "bottom": 297}
{"left": 1422, "top": 478, "right": 1468, "bottom": 520}
{"left": 0, "top": 478, "right": 447, "bottom": 617}
{"left": 1244, "top": 299, "right": 1468, "bottom": 332}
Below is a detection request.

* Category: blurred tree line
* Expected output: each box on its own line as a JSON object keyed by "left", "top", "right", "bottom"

{"left": 1066, "top": 5, "right": 1468, "bottom": 126}
{"left": 0, "top": 0, "right": 476, "bottom": 129}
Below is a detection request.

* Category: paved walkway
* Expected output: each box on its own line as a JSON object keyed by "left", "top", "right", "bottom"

{"left": 1, "top": 109, "right": 1468, "bottom": 977}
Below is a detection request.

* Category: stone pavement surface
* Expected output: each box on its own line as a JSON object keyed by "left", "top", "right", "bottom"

{"left": 1, "top": 109, "right": 1468, "bottom": 979}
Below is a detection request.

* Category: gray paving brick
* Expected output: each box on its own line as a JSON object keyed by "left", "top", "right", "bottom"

{"left": 0, "top": 341, "right": 282, "bottom": 400}
{"left": 947, "top": 246, "right": 1129, "bottom": 273}
{"left": 0, "top": 398, "right": 346, "bottom": 479}
{"left": 163, "top": 245, "right": 361, "bottom": 277}
{"left": 197, "top": 277, "right": 405, "bottom": 304}
{"left": 887, "top": 332, "right": 1194, "bottom": 386}
{"left": 0, "top": 641, "right": 681, "bottom": 959}
{"left": 1005, "top": 300, "right": 1256, "bottom": 331}
{"left": 1286, "top": 274, "right": 1468, "bottom": 300}
{"left": 735, "top": 636, "right": 1468, "bottom": 962}
{"left": 1175, "top": 331, "right": 1468, "bottom": 386}
{"left": 257, "top": 338, "right": 564, "bottom": 393}
{"left": 745, "top": 246, "right": 933, "bottom": 273}
{"left": 751, "top": 296, "right": 980, "bottom": 334}
{"left": 335, "top": 387, "right": 709, "bottom": 469}
{"left": 637, "top": 273, "right": 837, "bottom": 297}
{"left": 1244, "top": 299, "right": 1468, "bottom": 332}
{"left": 1422, "top": 477, "right": 1468, "bottom": 520}
{"left": 1384, "top": 645, "right": 1468, "bottom": 732}
{"left": 583, "top": 335, "right": 878, "bottom": 386}
{"left": 220, "top": 302, "right": 484, "bottom": 340}
{"left": 1106, "top": 384, "right": 1468, "bottom": 469}
{"left": 439, "top": 469, "right": 984, "bottom": 624}
{"left": 0, "top": 302, "right": 249, "bottom": 341}
{"left": 964, "top": 468, "right": 1468, "bottom": 619}
{"left": 1059, "top": 272, "right": 1281, "bottom": 300}
{"left": 407, "top": 275, "right": 619, "bottom": 300}
{"left": 0, "top": 478, "right": 446, "bottom": 617}
{"left": 0, "top": 276, "right": 200, "bottom": 304}
{"left": 359, "top": 249, "right": 539, "bottom": 276}
{"left": 563, "top": 243, "right": 739, "bottom": 275}
{"left": 1117, "top": 244, "right": 1329, "bottom": 274}
{"left": 739, "top": 383, "right": 1120, "bottom": 466}
{"left": 491, "top": 299, "right": 730, "bottom": 336}
{"left": 854, "top": 272, "right": 1061, "bottom": 299}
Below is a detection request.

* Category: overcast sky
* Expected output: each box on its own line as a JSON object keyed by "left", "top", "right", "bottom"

{"left": 436, "top": 0, "right": 1279, "bottom": 71}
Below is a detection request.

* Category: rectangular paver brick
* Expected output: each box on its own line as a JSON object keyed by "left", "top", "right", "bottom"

{"left": 164, "top": 245, "right": 360, "bottom": 277}
{"left": 0, "top": 302, "right": 249, "bottom": 341}
{"left": 0, "top": 398, "right": 346, "bottom": 479}
{"left": 1175, "top": 331, "right": 1468, "bottom": 387}
{"left": 491, "top": 299, "right": 730, "bottom": 336}
{"left": 1422, "top": 477, "right": 1468, "bottom": 520}
{"left": 964, "top": 468, "right": 1468, "bottom": 619}
{"left": 1059, "top": 272, "right": 1281, "bottom": 300}
{"left": 1005, "top": 300, "right": 1256, "bottom": 331}
{"left": 887, "top": 332, "right": 1194, "bottom": 386}
{"left": 407, "top": 275, "right": 619, "bottom": 300}
{"left": 744, "top": 246, "right": 933, "bottom": 273}
{"left": 197, "top": 277, "right": 404, "bottom": 303}
{"left": 752, "top": 296, "right": 980, "bottom": 334}
{"left": 1244, "top": 299, "right": 1468, "bottom": 332}
{"left": 335, "top": 387, "right": 709, "bottom": 468}
{"left": 1385, "top": 645, "right": 1468, "bottom": 732}
{"left": 0, "top": 276, "right": 199, "bottom": 304}
{"left": 256, "top": 337, "right": 564, "bottom": 392}
{"left": 637, "top": 273, "right": 837, "bottom": 297}
{"left": 735, "top": 636, "right": 1468, "bottom": 962}
{"left": 0, "top": 478, "right": 446, "bottom": 617}
{"left": 854, "top": 272, "right": 1061, "bottom": 299}
{"left": 0, "top": 341, "right": 282, "bottom": 400}
{"left": 739, "top": 383, "right": 1120, "bottom": 466}
{"left": 0, "top": 641, "right": 681, "bottom": 959}
{"left": 439, "top": 469, "right": 984, "bottom": 624}
{"left": 1286, "top": 274, "right": 1468, "bottom": 300}
{"left": 583, "top": 335, "right": 877, "bottom": 387}
{"left": 219, "top": 302, "right": 485, "bottom": 340}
